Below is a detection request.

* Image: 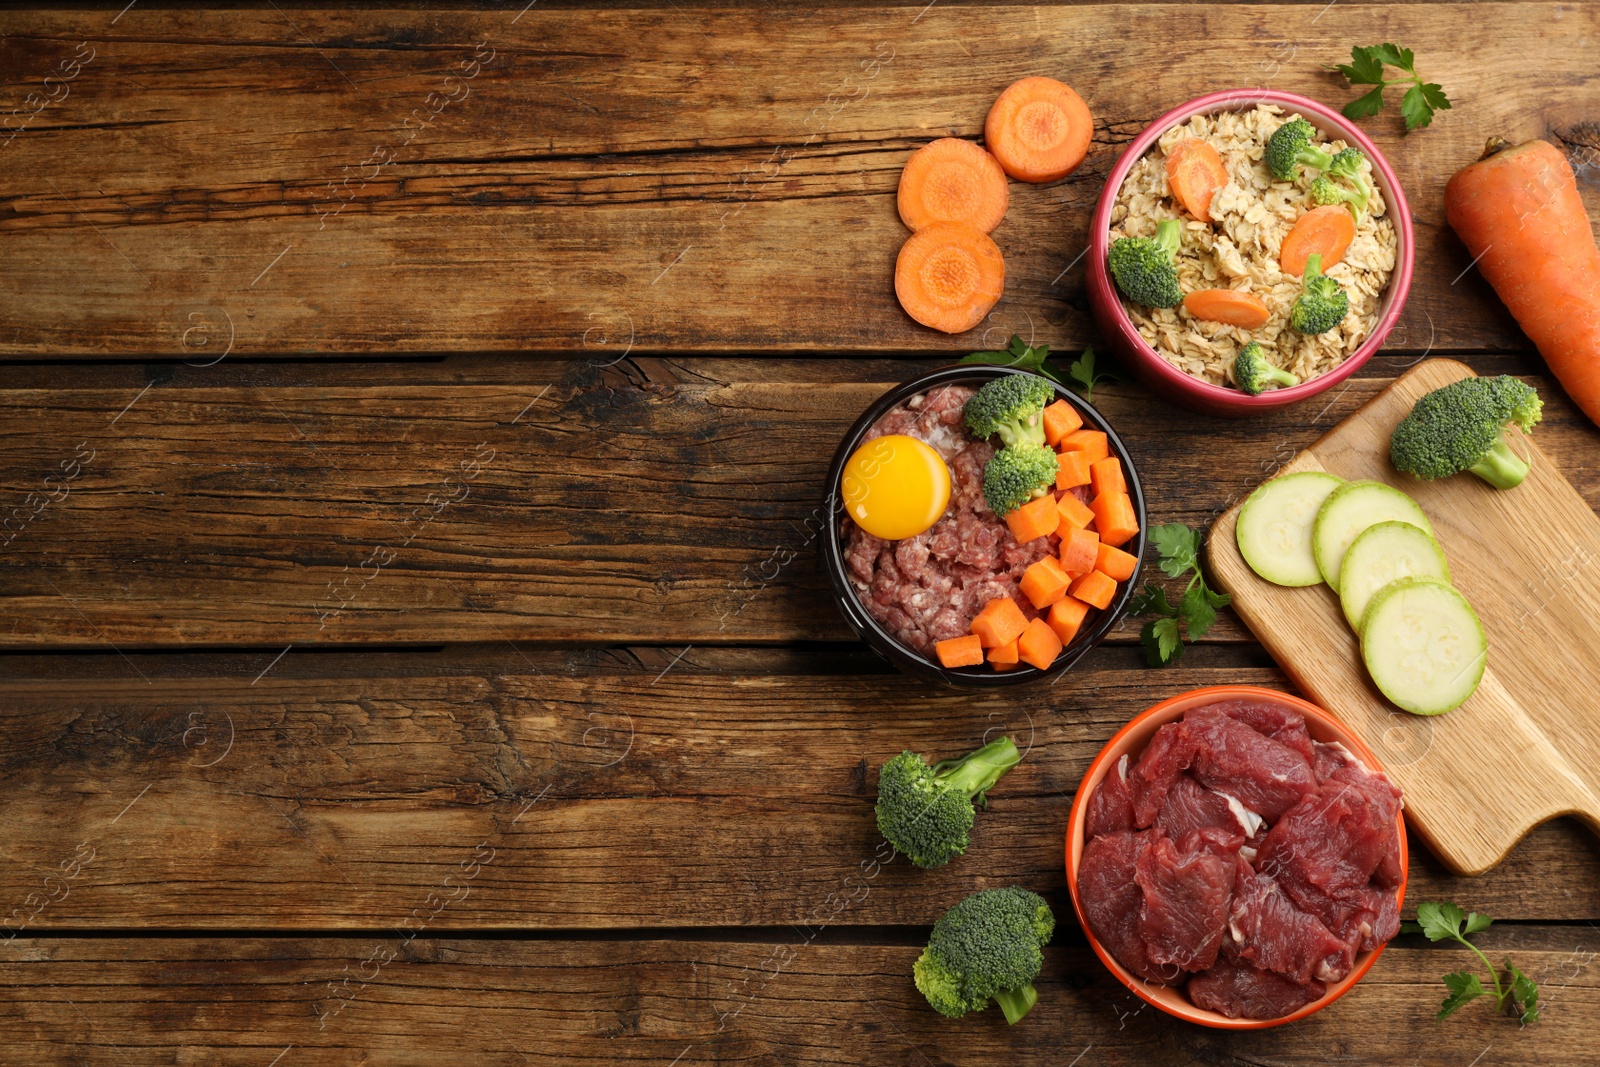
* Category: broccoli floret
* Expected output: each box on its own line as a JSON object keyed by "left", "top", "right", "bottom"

{"left": 875, "top": 738, "right": 1020, "bottom": 870}
{"left": 981, "top": 443, "right": 1057, "bottom": 516}
{"left": 1310, "top": 149, "right": 1374, "bottom": 219}
{"left": 1288, "top": 253, "right": 1349, "bottom": 335}
{"left": 1389, "top": 375, "right": 1544, "bottom": 490}
{"left": 1310, "top": 175, "right": 1370, "bottom": 219}
{"left": 914, "top": 886, "right": 1055, "bottom": 1024}
{"left": 1233, "top": 341, "right": 1300, "bottom": 396}
{"left": 962, "top": 374, "right": 1054, "bottom": 448}
{"left": 1264, "top": 117, "right": 1335, "bottom": 182}
{"left": 1108, "top": 218, "right": 1183, "bottom": 309}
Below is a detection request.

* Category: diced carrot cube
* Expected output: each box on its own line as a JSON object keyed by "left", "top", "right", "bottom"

{"left": 970, "top": 596, "right": 1028, "bottom": 648}
{"left": 935, "top": 634, "right": 985, "bottom": 668}
{"left": 1059, "top": 526, "right": 1100, "bottom": 576}
{"left": 1059, "top": 429, "right": 1110, "bottom": 464}
{"left": 1089, "top": 456, "right": 1127, "bottom": 497}
{"left": 1017, "top": 617, "right": 1064, "bottom": 670}
{"left": 1047, "top": 596, "right": 1091, "bottom": 646}
{"left": 988, "top": 638, "right": 1020, "bottom": 667}
{"left": 1090, "top": 491, "right": 1140, "bottom": 548}
{"left": 1042, "top": 399, "right": 1083, "bottom": 446}
{"left": 1005, "top": 494, "right": 1059, "bottom": 544}
{"left": 1055, "top": 449, "right": 1092, "bottom": 491}
{"left": 1019, "top": 556, "right": 1072, "bottom": 610}
{"left": 1095, "top": 542, "right": 1140, "bottom": 581}
{"left": 1069, "top": 569, "right": 1118, "bottom": 610}
{"left": 1055, "top": 492, "right": 1095, "bottom": 534}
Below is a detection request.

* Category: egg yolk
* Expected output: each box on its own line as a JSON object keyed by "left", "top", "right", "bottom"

{"left": 841, "top": 434, "right": 952, "bottom": 540}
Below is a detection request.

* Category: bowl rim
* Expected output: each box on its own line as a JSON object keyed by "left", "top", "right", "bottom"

{"left": 1064, "top": 684, "right": 1408, "bottom": 1029}
{"left": 1087, "top": 88, "right": 1416, "bottom": 409}
{"left": 820, "top": 364, "right": 1146, "bottom": 687}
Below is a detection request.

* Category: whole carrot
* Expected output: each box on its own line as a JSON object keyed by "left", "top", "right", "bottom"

{"left": 1444, "top": 138, "right": 1600, "bottom": 425}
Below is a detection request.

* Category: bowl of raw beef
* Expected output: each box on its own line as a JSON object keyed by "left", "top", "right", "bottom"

{"left": 1066, "top": 686, "right": 1406, "bottom": 1028}
{"left": 822, "top": 365, "right": 1146, "bottom": 688}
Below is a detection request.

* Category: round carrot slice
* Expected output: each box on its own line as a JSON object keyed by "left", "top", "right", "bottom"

{"left": 1182, "top": 288, "right": 1272, "bottom": 329}
{"left": 1280, "top": 204, "right": 1357, "bottom": 277}
{"left": 1166, "top": 138, "right": 1230, "bottom": 222}
{"left": 894, "top": 222, "right": 1006, "bottom": 334}
{"left": 984, "top": 76, "right": 1093, "bottom": 184}
{"left": 897, "top": 137, "right": 1010, "bottom": 234}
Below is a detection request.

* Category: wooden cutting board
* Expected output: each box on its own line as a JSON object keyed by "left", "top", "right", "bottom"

{"left": 1208, "top": 359, "right": 1600, "bottom": 876}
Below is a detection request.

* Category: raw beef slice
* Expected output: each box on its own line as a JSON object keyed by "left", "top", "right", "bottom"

{"left": 1078, "top": 831, "right": 1181, "bottom": 985}
{"left": 1257, "top": 779, "right": 1402, "bottom": 936}
{"left": 1183, "top": 708, "right": 1318, "bottom": 821}
{"left": 1155, "top": 773, "right": 1264, "bottom": 841}
{"left": 1136, "top": 829, "right": 1241, "bottom": 972}
{"left": 1127, "top": 721, "right": 1193, "bottom": 828}
{"left": 1189, "top": 956, "right": 1326, "bottom": 1020}
{"left": 1227, "top": 860, "right": 1355, "bottom": 983}
{"left": 1212, "top": 699, "right": 1316, "bottom": 761}
{"left": 1085, "top": 754, "right": 1136, "bottom": 837}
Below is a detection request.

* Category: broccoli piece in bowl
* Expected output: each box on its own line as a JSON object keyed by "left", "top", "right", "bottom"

{"left": 1108, "top": 218, "right": 1183, "bottom": 309}
{"left": 1390, "top": 375, "right": 1544, "bottom": 490}
{"left": 875, "top": 737, "right": 1020, "bottom": 869}
{"left": 1288, "top": 253, "right": 1349, "bottom": 335}
{"left": 1265, "top": 117, "right": 1335, "bottom": 182}
{"left": 914, "top": 886, "right": 1055, "bottom": 1024}
{"left": 1233, "top": 341, "right": 1300, "bottom": 396}
{"left": 982, "top": 443, "right": 1057, "bottom": 516}
{"left": 962, "top": 373, "right": 1054, "bottom": 448}
{"left": 1310, "top": 148, "right": 1374, "bottom": 219}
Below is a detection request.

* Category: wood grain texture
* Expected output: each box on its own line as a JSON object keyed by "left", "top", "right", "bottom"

{"left": 1210, "top": 360, "right": 1600, "bottom": 875}
{"left": 1, "top": 6, "right": 1598, "bottom": 356}
{"left": 1, "top": 929, "right": 1596, "bottom": 1065}
{"left": 2, "top": 649, "right": 1597, "bottom": 929}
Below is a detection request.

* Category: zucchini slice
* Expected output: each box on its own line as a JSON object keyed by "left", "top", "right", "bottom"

{"left": 1339, "top": 521, "right": 1452, "bottom": 633}
{"left": 1312, "top": 480, "right": 1434, "bottom": 591}
{"left": 1360, "top": 577, "right": 1486, "bottom": 715}
{"left": 1235, "top": 471, "right": 1344, "bottom": 587}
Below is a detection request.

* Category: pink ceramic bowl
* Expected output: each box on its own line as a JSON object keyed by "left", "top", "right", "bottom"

{"left": 1086, "top": 90, "right": 1415, "bottom": 417}
{"left": 1065, "top": 686, "right": 1407, "bottom": 1029}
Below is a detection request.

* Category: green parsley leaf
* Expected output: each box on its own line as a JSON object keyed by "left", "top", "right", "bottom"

{"left": 1370, "top": 42, "right": 1413, "bottom": 70}
{"left": 1180, "top": 584, "right": 1218, "bottom": 641}
{"left": 1410, "top": 902, "right": 1539, "bottom": 1027}
{"left": 1440, "top": 971, "right": 1486, "bottom": 1020}
{"left": 1202, "top": 585, "right": 1232, "bottom": 610}
{"left": 960, "top": 335, "right": 1065, "bottom": 384}
{"left": 1415, "top": 901, "right": 1468, "bottom": 942}
{"left": 1399, "top": 84, "right": 1436, "bottom": 130}
{"left": 1419, "top": 82, "right": 1452, "bottom": 113}
{"left": 1333, "top": 41, "right": 1448, "bottom": 134}
{"left": 1129, "top": 585, "right": 1178, "bottom": 617}
{"left": 1141, "top": 615, "right": 1183, "bottom": 667}
{"left": 1507, "top": 960, "right": 1540, "bottom": 1025}
{"left": 1463, "top": 911, "right": 1494, "bottom": 937}
{"left": 1128, "top": 522, "right": 1231, "bottom": 667}
{"left": 1066, "top": 346, "right": 1120, "bottom": 403}
{"left": 1341, "top": 85, "right": 1388, "bottom": 122}
{"left": 1149, "top": 522, "right": 1200, "bottom": 578}
{"left": 1336, "top": 45, "right": 1386, "bottom": 84}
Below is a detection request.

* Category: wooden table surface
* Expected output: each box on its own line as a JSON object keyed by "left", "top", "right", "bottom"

{"left": 3, "top": 4, "right": 1598, "bottom": 1064}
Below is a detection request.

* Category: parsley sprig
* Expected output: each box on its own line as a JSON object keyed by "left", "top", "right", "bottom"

{"left": 960, "top": 337, "right": 1120, "bottom": 403}
{"left": 1129, "top": 523, "right": 1231, "bottom": 667}
{"left": 1332, "top": 43, "right": 1451, "bottom": 132}
{"left": 1402, "top": 902, "right": 1540, "bottom": 1025}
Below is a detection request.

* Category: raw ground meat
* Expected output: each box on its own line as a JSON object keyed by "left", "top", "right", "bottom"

{"left": 1078, "top": 698, "right": 1404, "bottom": 1020}
{"left": 838, "top": 383, "right": 1092, "bottom": 658}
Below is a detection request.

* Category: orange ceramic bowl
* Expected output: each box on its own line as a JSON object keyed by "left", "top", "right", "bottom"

{"left": 1064, "top": 685, "right": 1407, "bottom": 1029}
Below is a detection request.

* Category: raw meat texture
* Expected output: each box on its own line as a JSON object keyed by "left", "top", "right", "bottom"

{"left": 1078, "top": 831, "right": 1182, "bottom": 985}
{"left": 1136, "top": 829, "right": 1241, "bottom": 972}
{"left": 1189, "top": 956, "right": 1326, "bottom": 1021}
{"left": 1183, "top": 708, "right": 1319, "bottom": 821}
{"left": 1354, "top": 886, "right": 1401, "bottom": 952}
{"left": 1257, "top": 777, "right": 1402, "bottom": 939}
{"left": 1227, "top": 860, "right": 1355, "bottom": 983}
{"left": 1086, "top": 755, "right": 1136, "bottom": 837}
{"left": 1155, "top": 774, "right": 1263, "bottom": 841}
{"left": 1128, "top": 721, "right": 1192, "bottom": 827}
{"left": 1213, "top": 699, "right": 1316, "bottom": 761}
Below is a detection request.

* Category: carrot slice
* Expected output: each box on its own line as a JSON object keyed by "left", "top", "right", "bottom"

{"left": 1182, "top": 288, "right": 1271, "bottom": 329}
{"left": 1059, "top": 526, "right": 1100, "bottom": 576}
{"left": 1005, "top": 494, "right": 1059, "bottom": 543}
{"left": 1279, "top": 204, "right": 1357, "bottom": 277}
{"left": 984, "top": 76, "right": 1093, "bottom": 184}
{"left": 894, "top": 222, "right": 1006, "bottom": 334}
{"left": 1090, "top": 491, "right": 1139, "bottom": 548}
{"left": 898, "top": 137, "right": 1010, "bottom": 234}
{"left": 1055, "top": 450, "right": 1091, "bottom": 491}
{"left": 935, "top": 633, "right": 985, "bottom": 668}
{"left": 1017, "top": 616, "right": 1064, "bottom": 669}
{"left": 970, "top": 596, "right": 1028, "bottom": 649}
{"left": 1019, "top": 555, "right": 1073, "bottom": 610}
{"left": 1042, "top": 399, "right": 1083, "bottom": 446}
{"left": 1094, "top": 542, "right": 1140, "bottom": 581}
{"left": 1047, "top": 596, "right": 1091, "bottom": 646}
{"left": 1069, "top": 570, "right": 1118, "bottom": 610}
{"left": 1059, "top": 429, "right": 1109, "bottom": 465}
{"left": 1056, "top": 492, "right": 1095, "bottom": 533}
{"left": 1166, "top": 139, "right": 1230, "bottom": 223}
{"left": 988, "top": 638, "right": 1020, "bottom": 669}
{"left": 1089, "top": 457, "right": 1126, "bottom": 497}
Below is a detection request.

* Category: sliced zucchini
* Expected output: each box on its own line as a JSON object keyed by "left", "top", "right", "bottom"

{"left": 1360, "top": 577, "right": 1486, "bottom": 715}
{"left": 1312, "top": 480, "right": 1434, "bottom": 591}
{"left": 1338, "top": 521, "right": 1452, "bottom": 632}
{"left": 1235, "top": 471, "right": 1345, "bottom": 587}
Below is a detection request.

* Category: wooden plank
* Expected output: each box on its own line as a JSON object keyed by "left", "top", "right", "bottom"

{"left": 1, "top": 929, "right": 1595, "bottom": 1064}
{"left": 2, "top": 357, "right": 1596, "bottom": 648}
{"left": 2, "top": 6, "right": 1597, "bottom": 356}
{"left": 1, "top": 650, "right": 1595, "bottom": 929}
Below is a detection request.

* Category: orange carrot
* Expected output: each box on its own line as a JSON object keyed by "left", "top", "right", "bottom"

{"left": 1047, "top": 596, "right": 1091, "bottom": 646}
{"left": 1059, "top": 526, "right": 1099, "bottom": 576}
{"left": 1182, "top": 288, "right": 1272, "bottom": 329}
{"left": 1089, "top": 456, "right": 1126, "bottom": 497}
{"left": 1094, "top": 542, "right": 1139, "bottom": 581}
{"left": 984, "top": 77, "right": 1093, "bottom": 184}
{"left": 1055, "top": 450, "right": 1091, "bottom": 491}
{"left": 895, "top": 222, "right": 1006, "bottom": 334}
{"left": 1059, "top": 429, "right": 1109, "bottom": 465}
{"left": 898, "top": 137, "right": 1010, "bottom": 234}
{"left": 1005, "top": 494, "right": 1059, "bottom": 543}
{"left": 1446, "top": 138, "right": 1600, "bottom": 426}
{"left": 1017, "top": 616, "right": 1064, "bottom": 670}
{"left": 1042, "top": 399, "right": 1083, "bottom": 446}
{"left": 988, "top": 638, "right": 1020, "bottom": 669}
{"left": 1069, "top": 570, "right": 1118, "bottom": 610}
{"left": 935, "top": 633, "right": 985, "bottom": 668}
{"left": 1055, "top": 492, "right": 1095, "bottom": 533}
{"left": 1019, "top": 555, "right": 1072, "bottom": 610}
{"left": 1166, "top": 139, "right": 1230, "bottom": 223}
{"left": 1090, "top": 491, "right": 1139, "bottom": 548}
{"left": 970, "top": 596, "right": 1028, "bottom": 648}
{"left": 1279, "top": 204, "right": 1356, "bottom": 277}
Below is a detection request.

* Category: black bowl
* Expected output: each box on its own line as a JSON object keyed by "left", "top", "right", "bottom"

{"left": 821, "top": 365, "right": 1147, "bottom": 688}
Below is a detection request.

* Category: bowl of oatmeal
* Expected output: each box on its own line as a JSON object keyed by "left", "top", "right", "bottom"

{"left": 1086, "top": 90, "right": 1414, "bottom": 417}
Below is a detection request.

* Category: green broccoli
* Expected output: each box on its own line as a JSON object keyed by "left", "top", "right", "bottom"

{"left": 1233, "top": 341, "right": 1300, "bottom": 396}
{"left": 1264, "top": 117, "right": 1335, "bottom": 181}
{"left": 1389, "top": 375, "right": 1544, "bottom": 490}
{"left": 914, "top": 886, "right": 1055, "bottom": 1024}
{"left": 962, "top": 373, "right": 1055, "bottom": 448}
{"left": 1310, "top": 148, "right": 1374, "bottom": 218}
{"left": 875, "top": 737, "right": 1020, "bottom": 870}
{"left": 1107, "top": 218, "right": 1183, "bottom": 309}
{"left": 1288, "top": 253, "right": 1349, "bottom": 335}
{"left": 981, "top": 443, "right": 1057, "bottom": 516}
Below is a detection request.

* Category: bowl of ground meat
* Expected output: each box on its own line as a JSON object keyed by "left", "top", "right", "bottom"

{"left": 822, "top": 365, "right": 1146, "bottom": 688}
{"left": 1067, "top": 686, "right": 1407, "bottom": 1028}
